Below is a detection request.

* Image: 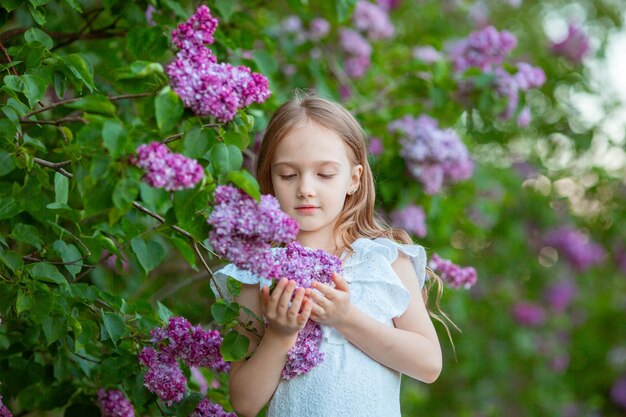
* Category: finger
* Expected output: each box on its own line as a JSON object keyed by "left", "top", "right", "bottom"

{"left": 259, "top": 285, "right": 270, "bottom": 313}
{"left": 309, "top": 302, "right": 325, "bottom": 318}
{"left": 311, "top": 281, "right": 336, "bottom": 300}
{"left": 332, "top": 272, "right": 349, "bottom": 291}
{"left": 298, "top": 299, "right": 313, "bottom": 326}
{"left": 277, "top": 280, "right": 296, "bottom": 314}
{"left": 288, "top": 288, "right": 305, "bottom": 318}
{"left": 267, "top": 278, "right": 288, "bottom": 312}
{"left": 306, "top": 288, "right": 329, "bottom": 307}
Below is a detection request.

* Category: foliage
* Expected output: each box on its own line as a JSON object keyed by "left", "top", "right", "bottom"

{"left": 0, "top": 0, "right": 625, "bottom": 416}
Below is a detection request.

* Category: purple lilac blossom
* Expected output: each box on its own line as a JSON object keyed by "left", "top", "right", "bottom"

{"left": 97, "top": 389, "right": 135, "bottom": 417}
{"left": 517, "top": 106, "right": 531, "bottom": 127}
{"left": 191, "top": 398, "right": 236, "bottom": 417}
{"left": 139, "top": 347, "right": 187, "bottom": 406}
{"left": 0, "top": 394, "right": 12, "bottom": 417}
{"left": 550, "top": 23, "right": 591, "bottom": 63}
{"left": 390, "top": 205, "right": 427, "bottom": 238}
{"left": 130, "top": 142, "right": 204, "bottom": 191}
{"left": 412, "top": 46, "right": 441, "bottom": 63}
{"left": 339, "top": 29, "right": 372, "bottom": 79}
{"left": 544, "top": 227, "right": 605, "bottom": 271}
{"left": 389, "top": 115, "right": 473, "bottom": 194}
{"left": 281, "top": 15, "right": 302, "bottom": 33}
{"left": 493, "top": 64, "right": 545, "bottom": 120}
{"left": 208, "top": 185, "right": 299, "bottom": 280}
{"left": 353, "top": 1, "right": 395, "bottom": 40}
{"left": 512, "top": 301, "right": 546, "bottom": 326}
{"left": 428, "top": 253, "right": 477, "bottom": 289}
{"left": 309, "top": 18, "right": 331, "bottom": 41}
{"left": 274, "top": 242, "right": 342, "bottom": 379}
{"left": 145, "top": 5, "right": 156, "bottom": 26}
{"left": 611, "top": 376, "right": 626, "bottom": 410}
{"left": 449, "top": 26, "right": 517, "bottom": 72}
{"left": 167, "top": 5, "right": 270, "bottom": 122}
{"left": 344, "top": 55, "right": 371, "bottom": 78}
{"left": 377, "top": 0, "right": 401, "bottom": 10}
{"left": 368, "top": 137, "right": 383, "bottom": 156}
{"left": 544, "top": 279, "right": 577, "bottom": 312}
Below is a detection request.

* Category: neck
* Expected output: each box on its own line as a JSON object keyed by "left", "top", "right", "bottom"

{"left": 296, "top": 230, "right": 339, "bottom": 254}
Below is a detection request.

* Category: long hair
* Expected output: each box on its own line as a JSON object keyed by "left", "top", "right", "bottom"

{"left": 255, "top": 90, "right": 456, "bottom": 339}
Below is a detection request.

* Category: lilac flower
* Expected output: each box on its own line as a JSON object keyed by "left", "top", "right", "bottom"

{"left": 514, "top": 62, "right": 546, "bottom": 90}
{"left": 412, "top": 46, "right": 441, "bottom": 63}
{"left": 353, "top": 1, "right": 395, "bottom": 40}
{"left": 389, "top": 115, "right": 473, "bottom": 194}
{"left": 611, "top": 376, "right": 626, "bottom": 410}
{"left": 428, "top": 253, "right": 477, "bottom": 289}
{"left": 344, "top": 55, "right": 371, "bottom": 78}
{"left": 517, "top": 106, "right": 531, "bottom": 127}
{"left": 340, "top": 28, "right": 373, "bottom": 57}
{"left": 493, "top": 64, "right": 545, "bottom": 121}
{"left": 145, "top": 5, "right": 156, "bottom": 26}
{"left": 309, "top": 18, "right": 331, "bottom": 41}
{"left": 512, "top": 301, "right": 546, "bottom": 326}
{"left": 377, "top": 0, "right": 401, "bottom": 11}
{"left": 281, "top": 15, "right": 302, "bottom": 33}
{"left": 550, "top": 23, "right": 591, "bottom": 63}
{"left": 166, "top": 5, "right": 270, "bottom": 122}
{"left": 449, "top": 26, "right": 517, "bottom": 72}
{"left": 139, "top": 349, "right": 187, "bottom": 406}
{"left": 544, "top": 227, "right": 605, "bottom": 271}
{"left": 97, "top": 389, "right": 135, "bottom": 417}
{"left": 208, "top": 185, "right": 299, "bottom": 280}
{"left": 274, "top": 242, "right": 342, "bottom": 379}
{"left": 0, "top": 394, "right": 12, "bottom": 417}
{"left": 191, "top": 398, "right": 236, "bottom": 417}
{"left": 544, "top": 279, "right": 577, "bottom": 312}
{"left": 130, "top": 142, "right": 204, "bottom": 191}
{"left": 368, "top": 137, "right": 383, "bottom": 156}
{"left": 282, "top": 320, "right": 325, "bottom": 379}
{"left": 390, "top": 204, "right": 427, "bottom": 238}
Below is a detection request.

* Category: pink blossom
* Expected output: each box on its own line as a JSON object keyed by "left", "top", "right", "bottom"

{"left": 550, "top": 23, "right": 591, "bottom": 63}
{"left": 390, "top": 204, "right": 427, "bottom": 238}
{"left": 512, "top": 302, "right": 546, "bottom": 326}
{"left": 353, "top": 1, "right": 395, "bottom": 40}
{"left": 429, "top": 253, "right": 477, "bottom": 289}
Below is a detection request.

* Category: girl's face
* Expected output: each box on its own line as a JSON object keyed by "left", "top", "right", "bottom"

{"left": 271, "top": 119, "right": 362, "bottom": 248}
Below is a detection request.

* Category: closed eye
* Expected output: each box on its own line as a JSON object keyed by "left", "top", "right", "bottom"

{"left": 318, "top": 174, "right": 335, "bottom": 179}
{"left": 279, "top": 174, "right": 296, "bottom": 179}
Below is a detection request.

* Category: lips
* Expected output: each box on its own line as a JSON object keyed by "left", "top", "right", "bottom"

{"left": 295, "top": 206, "right": 319, "bottom": 214}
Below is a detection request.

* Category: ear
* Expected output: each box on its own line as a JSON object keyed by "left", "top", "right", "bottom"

{"left": 348, "top": 164, "right": 363, "bottom": 194}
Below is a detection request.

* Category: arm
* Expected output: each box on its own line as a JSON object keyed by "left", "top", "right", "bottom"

{"left": 306, "top": 252, "right": 442, "bottom": 383}
{"left": 228, "top": 279, "right": 313, "bottom": 417}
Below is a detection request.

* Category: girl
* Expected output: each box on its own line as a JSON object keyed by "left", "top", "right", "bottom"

{"left": 216, "top": 91, "right": 443, "bottom": 417}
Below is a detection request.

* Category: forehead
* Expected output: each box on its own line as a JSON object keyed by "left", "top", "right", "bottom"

{"left": 272, "top": 120, "right": 351, "bottom": 167}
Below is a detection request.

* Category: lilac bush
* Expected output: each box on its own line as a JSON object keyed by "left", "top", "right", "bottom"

{"left": 449, "top": 25, "right": 517, "bottom": 72}
{"left": 130, "top": 142, "right": 204, "bottom": 191}
{"left": 390, "top": 204, "right": 427, "bottom": 238}
{"left": 543, "top": 227, "right": 605, "bottom": 271}
{"left": 512, "top": 301, "right": 547, "bottom": 326}
{"left": 97, "top": 389, "right": 135, "bottom": 417}
{"left": 166, "top": 5, "right": 270, "bottom": 121}
{"left": 389, "top": 115, "right": 473, "bottom": 194}
{"left": 208, "top": 185, "right": 299, "bottom": 280}
{"left": 353, "top": 0, "right": 395, "bottom": 40}
{"left": 191, "top": 398, "right": 237, "bottom": 417}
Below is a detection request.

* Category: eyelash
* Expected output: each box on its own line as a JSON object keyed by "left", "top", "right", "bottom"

{"left": 278, "top": 174, "right": 335, "bottom": 179}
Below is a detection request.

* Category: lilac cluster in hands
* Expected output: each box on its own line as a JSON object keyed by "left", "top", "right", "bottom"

{"left": 389, "top": 115, "right": 473, "bottom": 194}
{"left": 97, "top": 389, "right": 135, "bottom": 417}
{"left": 543, "top": 227, "right": 605, "bottom": 271}
{"left": 448, "top": 25, "right": 546, "bottom": 125}
{"left": 208, "top": 185, "right": 299, "bottom": 280}
{"left": 130, "top": 142, "right": 204, "bottom": 191}
{"left": 274, "top": 242, "right": 343, "bottom": 379}
{"left": 0, "top": 394, "right": 12, "bottom": 417}
{"left": 390, "top": 204, "right": 427, "bottom": 238}
{"left": 138, "top": 317, "right": 228, "bottom": 406}
{"left": 166, "top": 5, "right": 270, "bottom": 122}
{"left": 428, "top": 253, "right": 477, "bottom": 289}
{"left": 191, "top": 398, "right": 236, "bottom": 417}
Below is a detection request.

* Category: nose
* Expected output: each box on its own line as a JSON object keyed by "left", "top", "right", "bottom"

{"left": 297, "top": 174, "right": 315, "bottom": 198}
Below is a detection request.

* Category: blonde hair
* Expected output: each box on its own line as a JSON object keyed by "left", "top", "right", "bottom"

{"left": 255, "top": 90, "right": 456, "bottom": 339}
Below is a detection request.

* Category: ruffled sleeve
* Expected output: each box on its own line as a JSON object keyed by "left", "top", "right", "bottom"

{"left": 211, "top": 264, "right": 272, "bottom": 302}
{"left": 343, "top": 238, "right": 428, "bottom": 322}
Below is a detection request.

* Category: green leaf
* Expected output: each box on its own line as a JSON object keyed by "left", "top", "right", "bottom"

{"left": 112, "top": 178, "right": 139, "bottom": 211}
{"left": 0, "top": 196, "right": 21, "bottom": 220}
{"left": 41, "top": 314, "right": 67, "bottom": 345}
{"left": 0, "top": 150, "right": 16, "bottom": 176}
{"left": 131, "top": 237, "right": 165, "bottom": 274}
{"left": 209, "top": 143, "right": 243, "bottom": 175}
{"left": 30, "top": 289, "right": 54, "bottom": 322}
{"left": 183, "top": 126, "right": 215, "bottom": 159}
{"left": 30, "top": 262, "right": 67, "bottom": 285}
{"left": 25, "top": 27, "right": 52, "bottom": 49}
{"left": 214, "top": 0, "right": 236, "bottom": 22}
{"left": 100, "top": 309, "right": 126, "bottom": 346}
{"left": 220, "top": 330, "right": 249, "bottom": 361}
{"left": 223, "top": 130, "right": 249, "bottom": 150}
{"left": 227, "top": 276, "right": 242, "bottom": 297}
{"left": 28, "top": 3, "right": 46, "bottom": 25}
{"left": 227, "top": 170, "right": 260, "bottom": 201}
{"left": 155, "top": 87, "right": 184, "bottom": 133}
{"left": 169, "top": 235, "right": 196, "bottom": 267}
{"left": 157, "top": 301, "right": 173, "bottom": 323}
{"left": 54, "top": 172, "right": 69, "bottom": 205}
{"left": 175, "top": 392, "right": 203, "bottom": 417}
{"left": 4, "top": 74, "right": 24, "bottom": 92}
{"left": 2, "top": 105, "right": 21, "bottom": 132}
{"left": 53, "top": 240, "right": 82, "bottom": 278}
{"left": 172, "top": 186, "right": 210, "bottom": 241}
{"left": 211, "top": 300, "right": 240, "bottom": 325}
{"left": 64, "top": 95, "right": 116, "bottom": 115}
{"left": 64, "top": 0, "right": 82, "bottom": 13}
{"left": 252, "top": 50, "right": 278, "bottom": 76}
{"left": 16, "top": 289, "right": 34, "bottom": 315}
{"left": 0, "top": 0, "right": 21, "bottom": 11}
{"left": 102, "top": 119, "right": 127, "bottom": 159}
{"left": 11, "top": 223, "right": 43, "bottom": 249}
{"left": 0, "top": 249, "right": 23, "bottom": 272}
{"left": 21, "top": 74, "right": 47, "bottom": 108}
{"left": 61, "top": 54, "right": 95, "bottom": 93}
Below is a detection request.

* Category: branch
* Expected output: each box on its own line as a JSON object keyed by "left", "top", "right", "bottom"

{"left": 0, "top": 41, "right": 18, "bottom": 76}
{"left": 162, "top": 123, "right": 220, "bottom": 144}
{"left": 130, "top": 201, "right": 226, "bottom": 299}
{"left": 33, "top": 157, "right": 73, "bottom": 178}
{"left": 20, "top": 115, "right": 87, "bottom": 125}
{"left": 24, "top": 92, "right": 155, "bottom": 118}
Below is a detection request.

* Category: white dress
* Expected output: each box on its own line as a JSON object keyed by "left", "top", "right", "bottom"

{"left": 213, "top": 237, "right": 427, "bottom": 417}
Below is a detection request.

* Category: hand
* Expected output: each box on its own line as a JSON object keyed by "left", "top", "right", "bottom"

{"left": 260, "top": 278, "right": 313, "bottom": 341}
{"left": 305, "top": 272, "right": 353, "bottom": 327}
